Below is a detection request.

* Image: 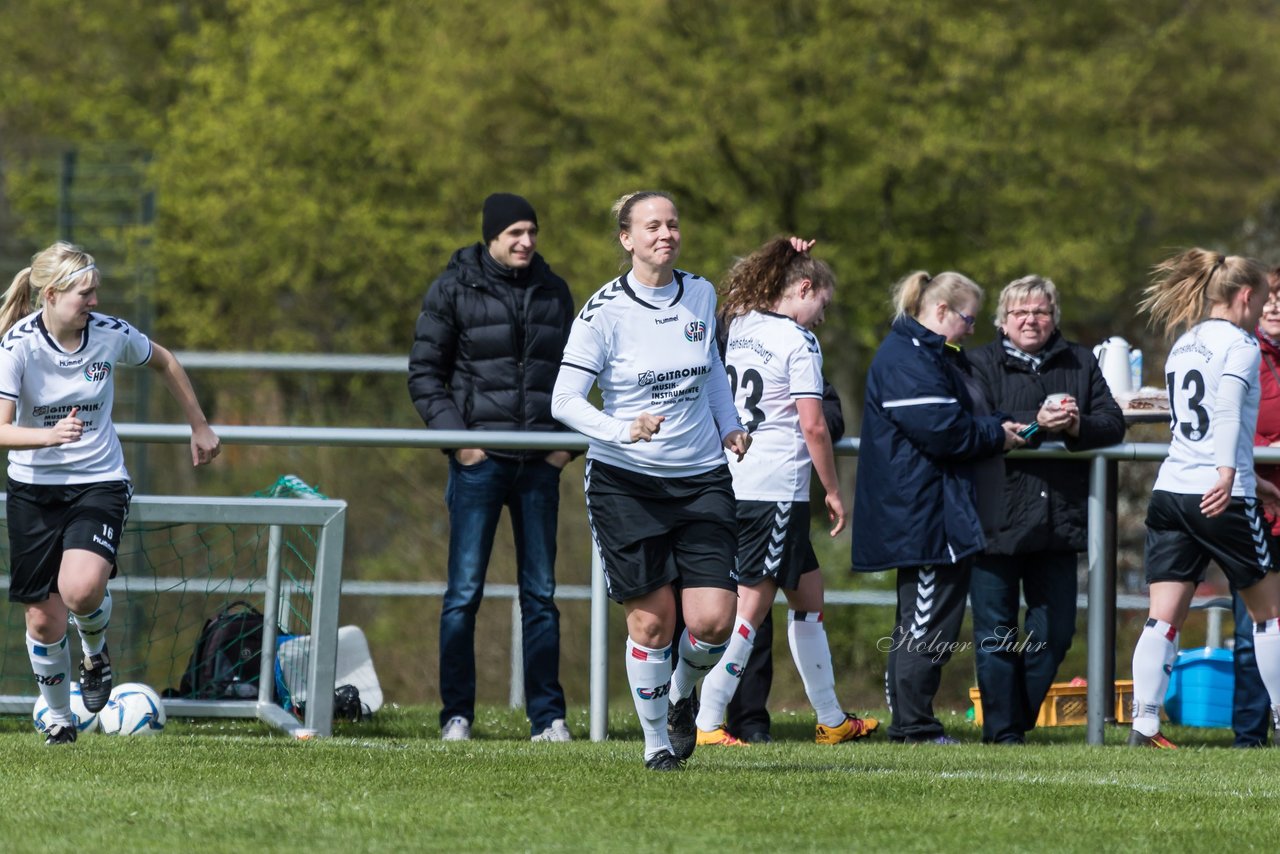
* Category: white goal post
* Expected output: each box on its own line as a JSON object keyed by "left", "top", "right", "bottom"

{"left": 0, "top": 495, "right": 348, "bottom": 737}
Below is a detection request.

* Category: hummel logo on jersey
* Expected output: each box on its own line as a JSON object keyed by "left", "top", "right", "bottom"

{"left": 684, "top": 320, "right": 706, "bottom": 342}
{"left": 83, "top": 361, "right": 112, "bottom": 382}
{"left": 655, "top": 315, "right": 679, "bottom": 325}
{"left": 58, "top": 356, "right": 86, "bottom": 368}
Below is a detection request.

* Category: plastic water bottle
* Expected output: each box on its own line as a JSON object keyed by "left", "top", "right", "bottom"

{"left": 1129, "top": 348, "right": 1143, "bottom": 391}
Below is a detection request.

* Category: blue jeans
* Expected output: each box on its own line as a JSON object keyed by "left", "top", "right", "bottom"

{"left": 1231, "top": 588, "right": 1270, "bottom": 747}
{"left": 440, "top": 455, "right": 566, "bottom": 734}
{"left": 970, "top": 552, "right": 1077, "bottom": 744}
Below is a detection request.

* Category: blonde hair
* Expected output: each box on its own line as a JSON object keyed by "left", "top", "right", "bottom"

{"left": 996, "top": 275, "right": 1061, "bottom": 327}
{"left": 719, "top": 238, "right": 836, "bottom": 321}
{"left": 892, "top": 270, "right": 982, "bottom": 321}
{"left": 611, "top": 190, "right": 676, "bottom": 233}
{"left": 0, "top": 242, "right": 99, "bottom": 336}
{"left": 1139, "top": 248, "right": 1265, "bottom": 338}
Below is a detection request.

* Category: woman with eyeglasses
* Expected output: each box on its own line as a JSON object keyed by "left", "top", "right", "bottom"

{"left": 852, "top": 270, "right": 1026, "bottom": 744}
{"left": 966, "top": 276, "right": 1125, "bottom": 745}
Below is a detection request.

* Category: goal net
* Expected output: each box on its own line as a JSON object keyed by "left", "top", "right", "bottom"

{"left": 0, "top": 476, "right": 348, "bottom": 736}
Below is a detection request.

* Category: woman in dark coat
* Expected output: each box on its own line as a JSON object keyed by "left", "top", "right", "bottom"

{"left": 852, "top": 270, "right": 1025, "bottom": 744}
{"left": 967, "top": 275, "right": 1124, "bottom": 745}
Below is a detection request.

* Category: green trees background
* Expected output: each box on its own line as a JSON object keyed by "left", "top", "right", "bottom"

{"left": 2, "top": 0, "right": 1279, "bottom": 713}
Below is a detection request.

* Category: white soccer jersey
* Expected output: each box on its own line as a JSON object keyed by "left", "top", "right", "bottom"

{"left": 555, "top": 270, "right": 744, "bottom": 476}
{"left": 723, "top": 310, "right": 823, "bottom": 501}
{"left": 1154, "top": 319, "right": 1260, "bottom": 497}
{"left": 0, "top": 310, "right": 153, "bottom": 485}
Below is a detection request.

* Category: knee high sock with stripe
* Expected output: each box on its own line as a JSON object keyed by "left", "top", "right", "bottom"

{"left": 27, "top": 633, "right": 73, "bottom": 726}
{"left": 625, "top": 639, "right": 674, "bottom": 760}
{"left": 669, "top": 630, "right": 728, "bottom": 703}
{"left": 1131, "top": 618, "right": 1178, "bottom": 737}
{"left": 787, "top": 610, "right": 845, "bottom": 727}
{"left": 70, "top": 588, "right": 112, "bottom": 658}
{"left": 694, "top": 618, "right": 755, "bottom": 732}
{"left": 1250, "top": 618, "right": 1280, "bottom": 725}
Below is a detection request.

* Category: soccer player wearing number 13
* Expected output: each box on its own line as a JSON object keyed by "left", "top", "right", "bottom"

{"left": 0, "top": 242, "right": 219, "bottom": 745}
{"left": 692, "top": 237, "right": 877, "bottom": 747}
{"left": 1129, "top": 249, "right": 1280, "bottom": 748}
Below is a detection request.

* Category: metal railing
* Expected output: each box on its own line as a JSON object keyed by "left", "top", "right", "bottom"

{"left": 114, "top": 415, "right": 1268, "bottom": 744}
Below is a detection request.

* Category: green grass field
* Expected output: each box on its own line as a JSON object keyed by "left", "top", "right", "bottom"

{"left": 0, "top": 705, "right": 1271, "bottom": 853}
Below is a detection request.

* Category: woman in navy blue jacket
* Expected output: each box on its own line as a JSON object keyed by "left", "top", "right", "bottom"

{"left": 852, "top": 270, "right": 1025, "bottom": 744}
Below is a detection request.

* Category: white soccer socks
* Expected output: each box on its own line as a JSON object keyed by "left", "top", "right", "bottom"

{"left": 625, "top": 639, "right": 673, "bottom": 759}
{"left": 27, "top": 633, "right": 73, "bottom": 725}
{"left": 70, "top": 588, "right": 111, "bottom": 657}
{"left": 1131, "top": 618, "right": 1178, "bottom": 737}
{"left": 788, "top": 611, "right": 845, "bottom": 728}
{"left": 695, "top": 617, "right": 755, "bottom": 732}
{"left": 1251, "top": 618, "right": 1280, "bottom": 727}
{"left": 670, "top": 630, "right": 728, "bottom": 704}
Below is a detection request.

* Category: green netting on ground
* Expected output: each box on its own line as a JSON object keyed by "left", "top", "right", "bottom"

{"left": 0, "top": 476, "right": 325, "bottom": 709}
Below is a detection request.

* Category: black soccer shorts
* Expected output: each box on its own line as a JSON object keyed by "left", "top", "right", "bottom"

{"left": 1143, "top": 489, "right": 1273, "bottom": 590}
{"left": 7, "top": 479, "right": 131, "bottom": 603}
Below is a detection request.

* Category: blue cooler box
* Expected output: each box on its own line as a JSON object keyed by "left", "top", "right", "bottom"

{"left": 1163, "top": 647, "right": 1234, "bottom": 728}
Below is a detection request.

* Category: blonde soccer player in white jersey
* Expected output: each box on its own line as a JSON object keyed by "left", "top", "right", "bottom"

{"left": 1129, "top": 249, "right": 1280, "bottom": 748}
{"left": 690, "top": 237, "right": 877, "bottom": 747}
{"left": 552, "top": 191, "right": 750, "bottom": 771}
{"left": 0, "top": 242, "right": 219, "bottom": 745}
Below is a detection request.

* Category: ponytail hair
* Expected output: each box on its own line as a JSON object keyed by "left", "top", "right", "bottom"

{"left": 1139, "top": 248, "right": 1265, "bottom": 338}
{"left": 719, "top": 237, "right": 837, "bottom": 320}
{"left": 0, "top": 242, "right": 98, "bottom": 336}
{"left": 892, "top": 270, "right": 982, "bottom": 321}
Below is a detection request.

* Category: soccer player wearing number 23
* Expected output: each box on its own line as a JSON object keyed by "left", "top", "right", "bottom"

{"left": 693, "top": 237, "right": 877, "bottom": 747}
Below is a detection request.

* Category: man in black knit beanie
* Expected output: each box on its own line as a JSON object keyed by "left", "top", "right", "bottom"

{"left": 409, "top": 192, "right": 575, "bottom": 744}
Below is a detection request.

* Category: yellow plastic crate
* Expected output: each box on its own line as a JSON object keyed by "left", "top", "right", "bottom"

{"left": 969, "top": 680, "right": 1135, "bottom": 727}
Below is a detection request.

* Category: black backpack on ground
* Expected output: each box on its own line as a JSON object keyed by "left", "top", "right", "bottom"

{"left": 173, "top": 601, "right": 265, "bottom": 699}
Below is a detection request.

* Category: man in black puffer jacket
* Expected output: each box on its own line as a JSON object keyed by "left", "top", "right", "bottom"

{"left": 967, "top": 275, "right": 1125, "bottom": 745}
{"left": 409, "top": 193, "right": 575, "bottom": 744}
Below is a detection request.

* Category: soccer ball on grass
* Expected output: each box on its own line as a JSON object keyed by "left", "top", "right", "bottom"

{"left": 100, "top": 682, "right": 166, "bottom": 735}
